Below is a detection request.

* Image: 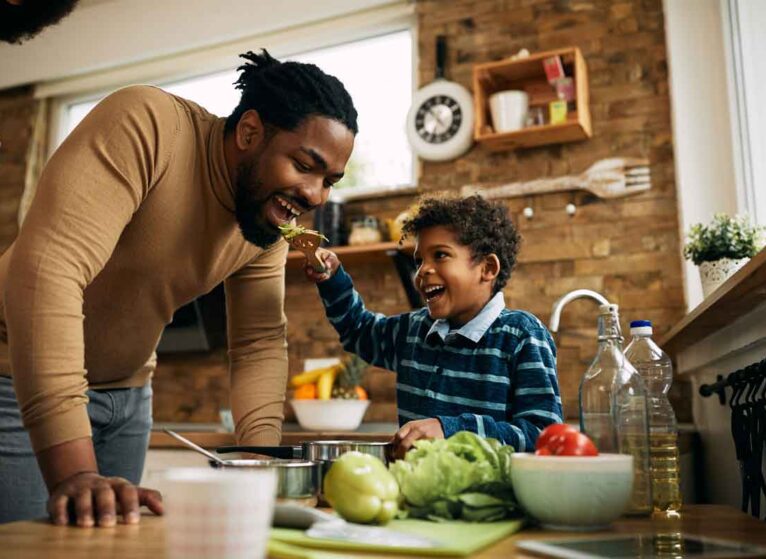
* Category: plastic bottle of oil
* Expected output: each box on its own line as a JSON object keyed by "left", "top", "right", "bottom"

{"left": 624, "top": 320, "right": 682, "bottom": 515}
{"left": 579, "top": 304, "right": 652, "bottom": 515}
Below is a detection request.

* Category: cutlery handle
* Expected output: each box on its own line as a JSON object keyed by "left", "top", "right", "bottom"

{"left": 215, "top": 445, "right": 302, "bottom": 459}
{"left": 306, "top": 250, "right": 326, "bottom": 273}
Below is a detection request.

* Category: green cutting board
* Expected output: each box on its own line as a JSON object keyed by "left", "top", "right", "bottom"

{"left": 268, "top": 518, "right": 525, "bottom": 557}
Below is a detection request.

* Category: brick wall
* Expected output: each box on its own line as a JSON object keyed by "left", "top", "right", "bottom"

{"left": 0, "top": 0, "right": 691, "bottom": 425}
{"left": 279, "top": 0, "right": 690, "bottom": 423}
{"left": 0, "top": 87, "right": 36, "bottom": 252}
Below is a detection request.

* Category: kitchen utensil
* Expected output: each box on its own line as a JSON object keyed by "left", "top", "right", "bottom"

{"left": 270, "top": 516, "right": 524, "bottom": 556}
{"left": 217, "top": 440, "right": 393, "bottom": 464}
{"left": 510, "top": 453, "right": 633, "bottom": 530}
{"left": 290, "top": 399, "right": 370, "bottom": 431}
{"left": 405, "top": 35, "right": 474, "bottom": 162}
{"left": 272, "top": 502, "right": 438, "bottom": 549}
{"left": 211, "top": 459, "right": 320, "bottom": 507}
{"left": 287, "top": 231, "right": 326, "bottom": 273}
{"left": 164, "top": 428, "right": 226, "bottom": 465}
{"left": 461, "top": 157, "right": 651, "bottom": 200}
{"left": 218, "top": 440, "right": 394, "bottom": 504}
{"left": 164, "top": 429, "right": 320, "bottom": 505}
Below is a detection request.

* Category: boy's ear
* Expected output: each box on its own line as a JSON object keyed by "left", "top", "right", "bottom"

{"left": 481, "top": 254, "right": 501, "bottom": 282}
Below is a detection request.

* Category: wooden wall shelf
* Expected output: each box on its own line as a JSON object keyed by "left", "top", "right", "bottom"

{"left": 659, "top": 247, "right": 766, "bottom": 358}
{"left": 473, "top": 47, "right": 592, "bottom": 151}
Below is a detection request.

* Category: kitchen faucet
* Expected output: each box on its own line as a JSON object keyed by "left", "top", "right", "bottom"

{"left": 549, "top": 289, "right": 610, "bottom": 333}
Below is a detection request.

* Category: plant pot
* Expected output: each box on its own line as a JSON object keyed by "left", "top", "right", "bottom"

{"left": 698, "top": 257, "right": 749, "bottom": 297}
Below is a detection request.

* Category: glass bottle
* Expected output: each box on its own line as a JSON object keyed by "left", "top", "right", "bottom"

{"left": 579, "top": 304, "right": 652, "bottom": 515}
{"left": 624, "top": 320, "right": 682, "bottom": 516}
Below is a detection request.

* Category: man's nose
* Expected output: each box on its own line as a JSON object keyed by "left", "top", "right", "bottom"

{"left": 296, "top": 177, "right": 326, "bottom": 209}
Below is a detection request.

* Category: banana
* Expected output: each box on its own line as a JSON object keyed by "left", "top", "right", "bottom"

{"left": 289, "top": 364, "right": 340, "bottom": 388}
{"left": 317, "top": 368, "right": 340, "bottom": 400}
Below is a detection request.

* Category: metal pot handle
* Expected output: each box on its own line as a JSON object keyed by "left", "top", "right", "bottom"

{"left": 215, "top": 445, "right": 302, "bottom": 459}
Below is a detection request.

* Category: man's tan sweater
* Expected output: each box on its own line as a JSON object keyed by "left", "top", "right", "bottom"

{"left": 0, "top": 85, "right": 289, "bottom": 453}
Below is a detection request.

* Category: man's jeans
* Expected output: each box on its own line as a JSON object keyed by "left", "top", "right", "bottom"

{"left": 0, "top": 376, "right": 153, "bottom": 524}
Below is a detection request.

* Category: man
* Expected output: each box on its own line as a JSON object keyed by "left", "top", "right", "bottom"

{"left": 1, "top": 0, "right": 79, "bottom": 43}
{"left": 0, "top": 50, "right": 357, "bottom": 526}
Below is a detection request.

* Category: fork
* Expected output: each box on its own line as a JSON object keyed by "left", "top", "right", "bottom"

{"left": 460, "top": 157, "right": 651, "bottom": 200}
{"left": 288, "top": 231, "right": 327, "bottom": 273}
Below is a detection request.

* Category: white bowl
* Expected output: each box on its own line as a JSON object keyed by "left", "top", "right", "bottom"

{"left": 290, "top": 399, "right": 370, "bottom": 431}
{"left": 510, "top": 453, "right": 634, "bottom": 530}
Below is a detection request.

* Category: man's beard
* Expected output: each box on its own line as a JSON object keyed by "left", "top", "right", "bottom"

{"left": 234, "top": 162, "right": 281, "bottom": 249}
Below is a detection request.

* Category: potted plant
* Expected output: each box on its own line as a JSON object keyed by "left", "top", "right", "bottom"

{"left": 683, "top": 213, "right": 764, "bottom": 297}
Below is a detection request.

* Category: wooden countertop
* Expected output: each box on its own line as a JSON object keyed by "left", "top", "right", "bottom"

{"left": 149, "top": 430, "right": 394, "bottom": 449}
{"left": 659, "top": 247, "right": 766, "bottom": 359}
{"left": 1, "top": 505, "right": 764, "bottom": 558}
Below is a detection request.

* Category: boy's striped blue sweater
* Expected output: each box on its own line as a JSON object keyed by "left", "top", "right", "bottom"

{"left": 317, "top": 266, "right": 564, "bottom": 451}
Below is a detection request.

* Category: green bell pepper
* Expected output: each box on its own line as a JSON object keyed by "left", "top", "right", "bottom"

{"left": 323, "top": 451, "right": 400, "bottom": 525}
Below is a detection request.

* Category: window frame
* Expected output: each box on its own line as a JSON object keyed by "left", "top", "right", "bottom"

{"left": 43, "top": 3, "right": 418, "bottom": 200}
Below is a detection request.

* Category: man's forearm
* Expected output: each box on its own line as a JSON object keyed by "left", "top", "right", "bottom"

{"left": 37, "top": 437, "right": 98, "bottom": 491}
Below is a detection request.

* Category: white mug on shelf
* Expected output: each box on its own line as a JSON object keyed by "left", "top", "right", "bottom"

{"left": 489, "top": 90, "right": 529, "bottom": 133}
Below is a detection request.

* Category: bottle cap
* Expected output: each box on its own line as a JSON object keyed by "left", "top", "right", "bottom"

{"left": 630, "top": 320, "right": 653, "bottom": 335}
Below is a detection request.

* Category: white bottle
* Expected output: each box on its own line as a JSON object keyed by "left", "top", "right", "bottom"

{"left": 624, "top": 320, "right": 682, "bottom": 515}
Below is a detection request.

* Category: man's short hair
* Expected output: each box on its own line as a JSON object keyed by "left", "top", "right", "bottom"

{"left": 402, "top": 194, "right": 521, "bottom": 294}
{"left": 1, "top": 0, "right": 79, "bottom": 44}
{"left": 225, "top": 49, "right": 358, "bottom": 136}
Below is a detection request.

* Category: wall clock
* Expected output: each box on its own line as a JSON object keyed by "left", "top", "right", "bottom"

{"left": 406, "top": 36, "right": 474, "bottom": 162}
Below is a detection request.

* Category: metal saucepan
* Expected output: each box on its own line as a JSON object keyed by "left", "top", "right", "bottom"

{"left": 216, "top": 440, "right": 394, "bottom": 464}
{"left": 217, "top": 440, "right": 394, "bottom": 503}
{"left": 164, "top": 429, "right": 321, "bottom": 506}
{"left": 210, "top": 458, "right": 320, "bottom": 507}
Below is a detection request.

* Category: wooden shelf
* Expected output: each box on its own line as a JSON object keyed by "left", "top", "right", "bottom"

{"left": 473, "top": 47, "right": 592, "bottom": 151}
{"left": 659, "top": 247, "right": 766, "bottom": 358}
{"left": 286, "top": 241, "right": 414, "bottom": 271}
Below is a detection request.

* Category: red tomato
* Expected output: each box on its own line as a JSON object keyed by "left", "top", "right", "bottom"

{"left": 535, "top": 447, "right": 552, "bottom": 456}
{"left": 550, "top": 431, "right": 599, "bottom": 456}
{"left": 535, "top": 423, "right": 577, "bottom": 451}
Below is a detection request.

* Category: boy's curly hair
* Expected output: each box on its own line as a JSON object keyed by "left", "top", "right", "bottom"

{"left": 401, "top": 195, "right": 521, "bottom": 294}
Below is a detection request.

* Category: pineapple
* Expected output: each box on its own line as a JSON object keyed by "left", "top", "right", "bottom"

{"left": 331, "top": 355, "right": 367, "bottom": 399}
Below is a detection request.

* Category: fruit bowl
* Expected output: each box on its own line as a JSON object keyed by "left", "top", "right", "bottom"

{"left": 510, "top": 453, "right": 634, "bottom": 530}
{"left": 290, "top": 399, "right": 370, "bottom": 431}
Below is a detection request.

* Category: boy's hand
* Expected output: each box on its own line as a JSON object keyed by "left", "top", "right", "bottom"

{"left": 303, "top": 248, "right": 340, "bottom": 283}
{"left": 390, "top": 418, "right": 444, "bottom": 460}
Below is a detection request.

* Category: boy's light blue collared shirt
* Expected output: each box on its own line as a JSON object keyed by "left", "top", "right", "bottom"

{"left": 426, "top": 291, "right": 506, "bottom": 344}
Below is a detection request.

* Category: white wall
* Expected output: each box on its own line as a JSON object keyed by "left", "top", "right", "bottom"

{"left": 663, "top": 0, "right": 739, "bottom": 311}
{"left": 0, "top": 0, "right": 397, "bottom": 90}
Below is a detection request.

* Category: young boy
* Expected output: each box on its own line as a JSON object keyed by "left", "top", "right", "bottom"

{"left": 304, "top": 195, "right": 563, "bottom": 456}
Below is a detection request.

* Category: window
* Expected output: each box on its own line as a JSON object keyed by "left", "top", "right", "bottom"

{"left": 724, "top": 0, "right": 766, "bottom": 226}
{"left": 57, "top": 29, "right": 415, "bottom": 197}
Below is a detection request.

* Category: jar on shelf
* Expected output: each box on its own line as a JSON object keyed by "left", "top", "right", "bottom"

{"left": 348, "top": 216, "right": 382, "bottom": 246}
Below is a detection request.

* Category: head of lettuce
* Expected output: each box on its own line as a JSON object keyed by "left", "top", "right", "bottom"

{"left": 389, "top": 431, "right": 521, "bottom": 522}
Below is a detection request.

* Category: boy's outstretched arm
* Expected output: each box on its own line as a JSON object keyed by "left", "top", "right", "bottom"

{"left": 437, "top": 330, "right": 564, "bottom": 452}
{"left": 308, "top": 250, "right": 409, "bottom": 371}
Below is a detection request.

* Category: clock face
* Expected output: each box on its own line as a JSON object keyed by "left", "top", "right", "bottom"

{"left": 414, "top": 95, "right": 463, "bottom": 144}
{"left": 406, "top": 80, "right": 474, "bottom": 162}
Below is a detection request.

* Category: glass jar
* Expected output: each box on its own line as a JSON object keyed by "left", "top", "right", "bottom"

{"left": 348, "top": 216, "right": 382, "bottom": 245}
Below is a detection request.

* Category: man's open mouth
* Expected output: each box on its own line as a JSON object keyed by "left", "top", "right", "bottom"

{"left": 267, "top": 195, "right": 303, "bottom": 227}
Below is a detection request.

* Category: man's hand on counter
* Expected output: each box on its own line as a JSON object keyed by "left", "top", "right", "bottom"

{"left": 48, "top": 472, "right": 163, "bottom": 527}
{"left": 37, "top": 437, "right": 163, "bottom": 527}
